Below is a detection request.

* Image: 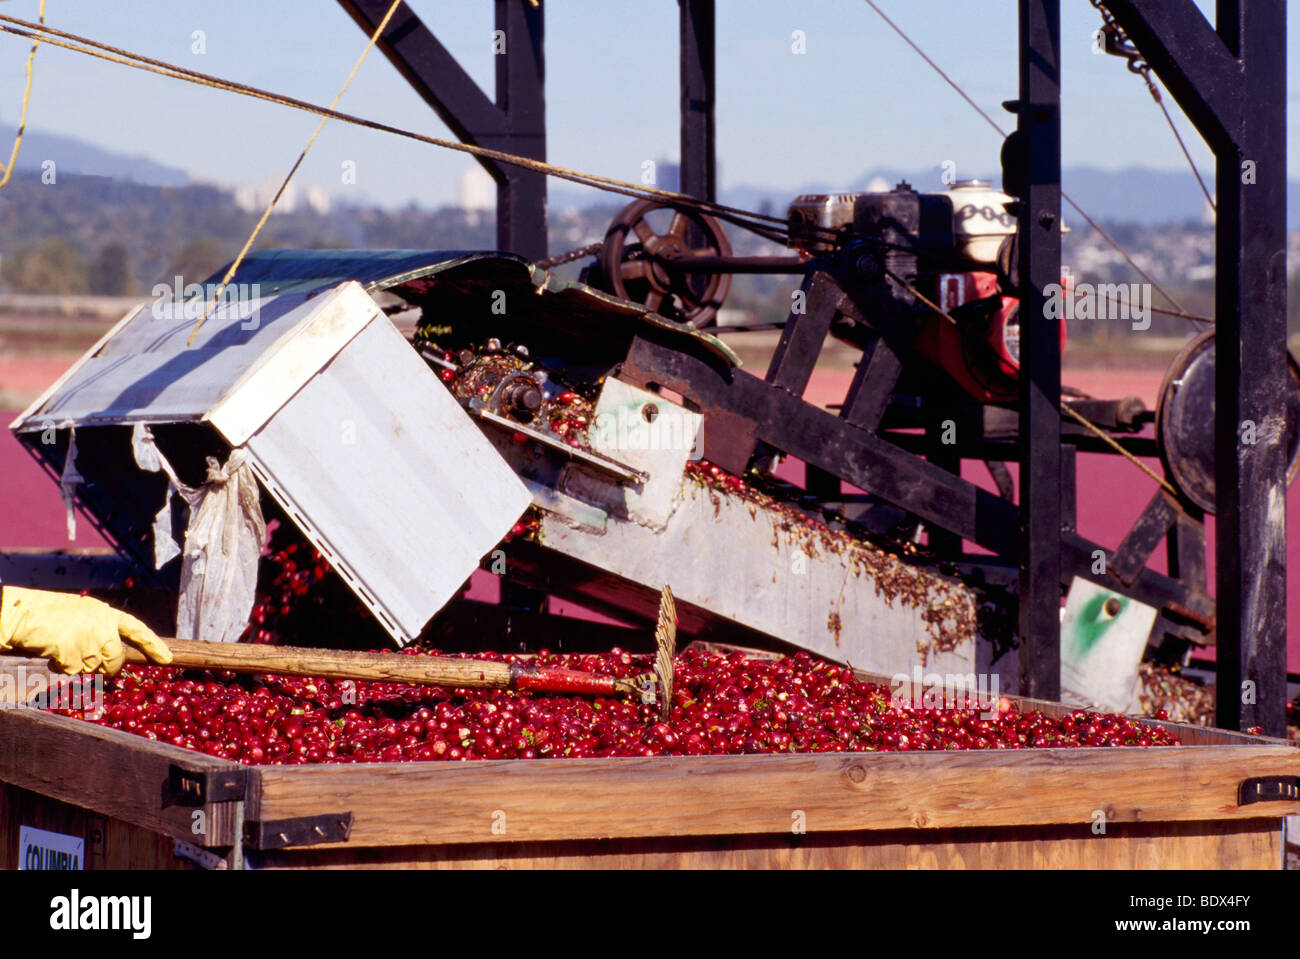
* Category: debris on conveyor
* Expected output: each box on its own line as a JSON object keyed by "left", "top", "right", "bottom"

{"left": 682, "top": 460, "right": 978, "bottom": 661}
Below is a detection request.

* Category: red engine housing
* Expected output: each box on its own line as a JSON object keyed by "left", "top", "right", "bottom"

{"left": 913, "top": 271, "right": 1068, "bottom": 403}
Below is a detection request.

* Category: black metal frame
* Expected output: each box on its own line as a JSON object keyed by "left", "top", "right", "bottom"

{"left": 338, "top": 0, "right": 719, "bottom": 253}
{"left": 1016, "top": 0, "right": 1063, "bottom": 700}
{"left": 338, "top": 0, "right": 547, "bottom": 259}
{"left": 1087, "top": 0, "right": 1287, "bottom": 733}
{"left": 679, "top": 0, "right": 716, "bottom": 203}
{"left": 340, "top": 0, "right": 1288, "bottom": 732}
{"left": 616, "top": 323, "right": 1214, "bottom": 629}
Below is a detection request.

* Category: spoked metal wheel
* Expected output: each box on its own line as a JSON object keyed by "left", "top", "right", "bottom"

{"left": 599, "top": 198, "right": 732, "bottom": 327}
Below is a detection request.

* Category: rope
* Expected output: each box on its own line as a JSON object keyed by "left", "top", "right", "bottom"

{"left": 1058, "top": 197, "right": 1199, "bottom": 320}
{"left": 187, "top": 0, "right": 403, "bottom": 344}
{"left": 0, "top": 0, "right": 44, "bottom": 191}
{"left": 863, "top": 0, "right": 1007, "bottom": 140}
{"left": 1060, "top": 400, "right": 1179, "bottom": 496}
{"left": 1146, "top": 78, "right": 1216, "bottom": 213}
{"left": 862, "top": 0, "right": 1211, "bottom": 325}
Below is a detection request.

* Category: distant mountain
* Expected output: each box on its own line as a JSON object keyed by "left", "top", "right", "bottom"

{"left": 721, "top": 165, "right": 1298, "bottom": 231}
{"left": 9, "top": 128, "right": 190, "bottom": 187}
{"left": 1057, "top": 166, "right": 1215, "bottom": 227}
{"left": 3, "top": 124, "right": 1294, "bottom": 230}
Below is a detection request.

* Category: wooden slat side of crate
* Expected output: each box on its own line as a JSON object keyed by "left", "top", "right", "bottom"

{"left": 245, "top": 818, "right": 1285, "bottom": 870}
{"left": 246, "top": 745, "right": 1300, "bottom": 848}
{"left": 0, "top": 708, "right": 243, "bottom": 847}
{"left": 2, "top": 659, "right": 1297, "bottom": 870}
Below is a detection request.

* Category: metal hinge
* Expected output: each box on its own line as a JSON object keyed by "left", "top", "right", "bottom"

{"left": 163, "top": 764, "right": 249, "bottom": 807}
{"left": 245, "top": 813, "right": 353, "bottom": 850}
{"left": 1237, "top": 776, "right": 1300, "bottom": 806}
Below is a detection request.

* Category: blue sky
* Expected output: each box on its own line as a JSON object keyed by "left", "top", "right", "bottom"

{"left": 0, "top": 0, "right": 1295, "bottom": 208}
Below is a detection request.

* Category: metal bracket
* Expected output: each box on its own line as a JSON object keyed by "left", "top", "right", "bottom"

{"left": 1237, "top": 776, "right": 1300, "bottom": 807}
{"left": 474, "top": 407, "right": 649, "bottom": 484}
{"left": 245, "top": 813, "right": 354, "bottom": 850}
{"left": 163, "top": 765, "right": 249, "bottom": 808}
{"left": 174, "top": 839, "right": 229, "bottom": 870}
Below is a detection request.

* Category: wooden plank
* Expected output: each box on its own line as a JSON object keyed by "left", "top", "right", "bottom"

{"left": 3, "top": 768, "right": 1280, "bottom": 870}
{"left": 248, "top": 744, "right": 1300, "bottom": 847}
{"left": 0, "top": 709, "right": 243, "bottom": 847}
{"left": 0, "top": 782, "right": 189, "bottom": 870}
{"left": 1, "top": 663, "right": 1290, "bottom": 860}
{"left": 764, "top": 270, "right": 839, "bottom": 396}
{"left": 0, "top": 548, "right": 140, "bottom": 590}
{"left": 248, "top": 818, "right": 1281, "bottom": 870}
{"left": 1110, "top": 491, "right": 1181, "bottom": 586}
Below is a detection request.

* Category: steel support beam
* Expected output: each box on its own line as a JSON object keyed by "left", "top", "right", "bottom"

{"left": 1213, "top": 0, "right": 1288, "bottom": 735}
{"left": 679, "top": 0, "right": 717, "bottom": 202}
{"left": 1015, "top": 0, "right": 1063, "bottom": 700}
{"left": 1101, "top": 0, "right": 1240, "bottom": 145}
{"left": 1106, "top": 0, "right": 1288, "bottom": 734}
{"left": 493, "top": 0, "right": 547, "bottom": 260}
{"left": 337, "top": 0, "right": 547, "bottom": 259}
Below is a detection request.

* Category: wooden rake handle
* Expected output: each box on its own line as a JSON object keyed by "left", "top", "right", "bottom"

{"left": 124, "top": 637, "right": 641, "bottom": 698}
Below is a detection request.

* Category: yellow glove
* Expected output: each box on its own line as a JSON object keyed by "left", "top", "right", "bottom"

{"left": 0, "top": 586, "right": 173, "bottom": 675}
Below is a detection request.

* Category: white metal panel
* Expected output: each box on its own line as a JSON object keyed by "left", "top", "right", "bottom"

{"left": 560, "top": 379, "right": 702, "bottom": 530}
{"left": 1060, "top": 576, "right": 1156, "bottom": 713}
{"left": 10, "top": 303, "right": 148, "bottom": 431}
{"left": 207, "top": 283, "right": 376, "bottom": 445}
{"left": 537, "top": 485, "right": 976, "bottom": 676}
{"left": 12, "top": 291, "right": 317, "bottom": 430}
{"left": 10, "top": 278, "right": 531, "bottom": 647}
{"left": 244, "top": 318, "right": 532, "bottom": 644}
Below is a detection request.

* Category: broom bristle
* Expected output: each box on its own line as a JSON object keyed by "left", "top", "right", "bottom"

{"left": 654, "top": 585, "right": 676, "bottom": 721}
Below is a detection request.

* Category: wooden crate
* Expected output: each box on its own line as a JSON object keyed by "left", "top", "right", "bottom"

{"left": 1, "top": 660, "right": 1297, "bottom": 869}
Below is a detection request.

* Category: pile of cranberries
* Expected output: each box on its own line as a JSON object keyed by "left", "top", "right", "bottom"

{"left": 52, "top": 648, "right": 1181, "bottom": 765}
{"left": 545, "top": 389, "right": 595, "bottom": 450}
{"left": 243, "top": 541, "right": 333, "bottom": 645}
{"left": 239, "top": 528, "right": 392, "bottom": 650}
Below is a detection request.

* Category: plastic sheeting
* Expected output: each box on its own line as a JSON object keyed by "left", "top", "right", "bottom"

{"left": 132, "top": 424, "right": 266, "bottom": 643}
{"left": 58, "top": 424, "right": 83, "bottom": 542}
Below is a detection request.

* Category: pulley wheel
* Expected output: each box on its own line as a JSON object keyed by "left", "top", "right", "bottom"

{"left": 599, "top": 199, "right": 732, "bottom": 327}
{"left": 1155, "top": 329, "right": 1300, "bottom": 513}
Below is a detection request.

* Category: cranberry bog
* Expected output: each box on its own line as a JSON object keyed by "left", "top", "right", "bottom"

{"left": 1, "top": 652, "right": 1297, "bottom": 870}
